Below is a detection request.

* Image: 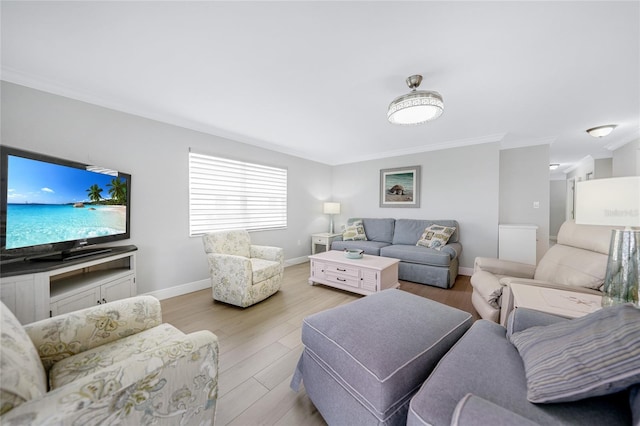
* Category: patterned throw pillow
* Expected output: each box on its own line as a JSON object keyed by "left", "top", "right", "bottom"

{"left": 416, "top": 225, "right": 456, "bottom": 250}
{"left": 0, "top": 302, "right": 47, "bottom": 414}
{"left": 343, "top": 220, "right": 367, "bottom": 241}
{"left": 509, "top": 303, "right": 640, "bottom": 403}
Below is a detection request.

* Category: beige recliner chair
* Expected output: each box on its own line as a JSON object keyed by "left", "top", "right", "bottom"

{"left": 203, "top": 229, "right": 284, "bottom": 308}
{"left": 471, "top": 220, "right": 615, "bottom": 324}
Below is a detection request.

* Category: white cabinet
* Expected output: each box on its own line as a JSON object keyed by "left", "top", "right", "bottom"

{"left": 1, "top": 246, "right": 137, "bottom": 323}
{"left": 50, "top": 274, "right": 136, "bottom": 316}
{"left": 499, "top": 224, "right": 538, "bottom": 265}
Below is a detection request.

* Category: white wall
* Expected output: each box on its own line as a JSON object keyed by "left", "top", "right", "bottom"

{"left": 331, "top": 143, "right": 501, "bottom": 272}
{"left": 549, "top": 180, "right": 566, "bottom": 239}
{"left": 613, "top": 138, "right": 640, "bottom": 177}
{"left": 499, "top": 145, "right": 550, "bottom": 262}
{"left": 1, "top": 82, "right": 332, "bottom": 296}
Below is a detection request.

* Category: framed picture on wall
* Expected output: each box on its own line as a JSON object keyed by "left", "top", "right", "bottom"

{"left": 379, "top": 166, "right": 421, "bottom": 208}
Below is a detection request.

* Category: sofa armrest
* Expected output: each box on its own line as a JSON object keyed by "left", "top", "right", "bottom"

{"left": 206, "top": 253, "right": 252, "bottom": 280}
{"left": 473, "top": 257, "right": 536, "bottom": 278}
{"left": 451, "top": 394, "right": 540, "bottom": 426}
{"left": 499, "top": 277, "right": 602, "bottom": 295}
{"left": 24, "top": 296, "right": 162, "bottom": 372}
{"left": 442, "top": 242, "right": 462, "bottom": 259}
{"left": 250, "top": 244, "right": 284, "bottom": 263}
{"left": 1, "top": 330, "right": 219, "bottom": 425}
{"left": 505, "top": 308, "right": 567, "bottom": 338}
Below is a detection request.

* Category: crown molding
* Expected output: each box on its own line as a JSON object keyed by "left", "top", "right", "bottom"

{"left": 332, "top": 133, "right": 507, "bottom": 165}
{"left": 603, "top": 128, "right": 640, "bottom": 151}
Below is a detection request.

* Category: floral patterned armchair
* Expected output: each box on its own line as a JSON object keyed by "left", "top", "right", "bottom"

{"left": 203, "top": 230, "right": 284, "bottom": 308}
{"left": 0, "top": 295, "right": 218, "bottom": 425}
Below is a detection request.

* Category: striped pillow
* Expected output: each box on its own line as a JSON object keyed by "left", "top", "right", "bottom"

{"left": 509, "top": 303, "right": 640, "bottom": 403}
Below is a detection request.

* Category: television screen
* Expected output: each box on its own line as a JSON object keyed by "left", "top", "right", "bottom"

{"left": 1, "top": 146, "right": 131, "bottom": 258}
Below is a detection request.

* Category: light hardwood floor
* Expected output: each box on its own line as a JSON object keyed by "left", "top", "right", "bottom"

{"left": 160, "top": 262, "right": 479, "bottom": 426}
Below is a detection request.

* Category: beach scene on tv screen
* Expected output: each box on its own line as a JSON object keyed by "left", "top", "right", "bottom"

{"left": 6, "top": 155, "right": 128, "bottom": 250}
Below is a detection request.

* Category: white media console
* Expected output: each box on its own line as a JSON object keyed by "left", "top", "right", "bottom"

{"left": 0, "top": 245, "right": 137, "bottom": 324}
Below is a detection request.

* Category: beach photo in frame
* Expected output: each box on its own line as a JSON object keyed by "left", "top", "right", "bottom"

{"left": 379, "top": 166, "right": 421, "bottom": 208}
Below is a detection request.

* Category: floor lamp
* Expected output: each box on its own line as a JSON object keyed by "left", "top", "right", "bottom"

{"left": 323, "top": 202, "right": 341, "bottom": 234}
{"left": 575, "top": 176, "right": 640, "bottom": 307}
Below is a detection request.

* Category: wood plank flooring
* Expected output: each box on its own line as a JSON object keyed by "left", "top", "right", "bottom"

{"left": 160, "top": 262, "right": 479, "bottom": 426}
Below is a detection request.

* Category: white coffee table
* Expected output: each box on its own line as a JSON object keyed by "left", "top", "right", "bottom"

{"left": 308, "top": 250, "right": 400, "bottom": 296}
{"left": 506, "top": 283, "right": 602, "bottom": 322}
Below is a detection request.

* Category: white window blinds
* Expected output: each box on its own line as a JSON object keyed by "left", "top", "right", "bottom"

{"left": 189, "top": 152, "right": 288, "bottom": 235}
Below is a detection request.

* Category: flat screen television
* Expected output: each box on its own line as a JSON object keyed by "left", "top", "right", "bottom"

{"left": 0, "top": 146, "right": 131, "bottom": 261}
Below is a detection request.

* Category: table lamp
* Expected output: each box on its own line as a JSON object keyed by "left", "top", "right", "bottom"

{"left": 323, "top": 202, "right": 341, "bottom": 234}
{"left": 575, "top": 176, "right": 640, "bottom": 307}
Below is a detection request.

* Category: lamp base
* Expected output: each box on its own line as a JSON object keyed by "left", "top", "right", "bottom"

{"left": 602, "top": 229, "right": 640, "bottom": 307}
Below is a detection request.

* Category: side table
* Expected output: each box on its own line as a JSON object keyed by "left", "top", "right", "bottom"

{"left": 501, "top": 282, "right": 602, "bottom": 325}
{"left": 311, "top": 232, "right": 342, "bottom": 254}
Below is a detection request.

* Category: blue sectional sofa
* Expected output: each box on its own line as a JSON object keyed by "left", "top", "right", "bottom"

{"left": 330, "top": 218, "right": 461, "bottom": 288}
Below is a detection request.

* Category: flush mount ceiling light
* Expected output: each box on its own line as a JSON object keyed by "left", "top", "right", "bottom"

{"left": 586, "top": 124, "right": 617, "bottom": 138}
{"left": 388, "top": 75, "right": 444, "bottom": 125}
{"left": 549, "top": 163, "right": 560, "bottom": 170}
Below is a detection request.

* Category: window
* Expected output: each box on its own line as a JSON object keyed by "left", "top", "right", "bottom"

{"left": 188, "top": 152, "right": 287, "bottom": 235}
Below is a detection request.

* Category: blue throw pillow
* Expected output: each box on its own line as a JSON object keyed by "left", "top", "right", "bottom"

{"left": 509, "top": 303, "right": 640, "bottom": 403}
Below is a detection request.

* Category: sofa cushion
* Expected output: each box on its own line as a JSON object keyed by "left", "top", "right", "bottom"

{"left": 533, "top": 244, "right": 608, "bottom": 290}
{"left": 416, "top": 224, "right": 456, "bottom": 250}
{"left": 509, "top": 303, "right": 640, "bottom": 403}
{"left": 451, "top": 394, "right": 541, "bottom": 426}
{"left": 557, "top": 219, "right": 615, "bottom": 256}
{"left": 361, "top": 218, "right": 395, "bottom": 243}
{"left": 380, "top": 244, "right": 454, "bottom": 267}
{"left": 407, "top": 320, "right": 632, "bottom": 426}
{"left": 0, "top": 302, "right": 47, "bottom": 414}
{"left": 250, "top": 258, "right": 282, "bottom": 283}
{"left": 393, "top": 219, "right": 459, "bottom": 245}
{"left": 203, "top": 229, "right": 251, "bottom": 258}
{"left": 343, "top": 219, "right": 367, "bottom": 241}
{"left": 50, "top": 323, "right": 185, "bottom": 389}
{"left": 331, "top": 240, "right": 391, "bottom": 256}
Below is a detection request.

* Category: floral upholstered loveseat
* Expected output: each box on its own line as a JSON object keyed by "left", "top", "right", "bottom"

{"left": 0, "top": 295, "right": 219, "bottom": 425}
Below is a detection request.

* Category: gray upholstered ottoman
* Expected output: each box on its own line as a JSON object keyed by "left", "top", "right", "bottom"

{"left": 290, "top": 289, "right": 473, "bottom": 425}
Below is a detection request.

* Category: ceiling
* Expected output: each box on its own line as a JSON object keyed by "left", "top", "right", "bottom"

{"left": 2, "top": 1, "right": 639, "bottom": 175}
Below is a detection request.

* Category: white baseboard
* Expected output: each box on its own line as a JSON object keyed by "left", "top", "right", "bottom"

{"left": 285, "top": 256, "right": 309, "bottom": 267}
{"left": 145, "top": 278, "right": 210, "bottom": 301}
{"left": 459, "top": 266, "right": 473, "bottom": 276}
{"left": 145, "top": 258, "right": 309, "bottom": 300}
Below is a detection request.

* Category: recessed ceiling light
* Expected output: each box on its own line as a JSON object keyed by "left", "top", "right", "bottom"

{"left": 586, "top": 125, "right": 617, "bottom": 138}
{"left": 549, "top": 163, "right": 560, "bottom": 170}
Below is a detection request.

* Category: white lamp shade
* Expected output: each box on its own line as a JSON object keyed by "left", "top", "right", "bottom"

{"left": 575, "top": 177, "right": 640, "bottom": 227}
{"left": 323, "top": 202, "right": 341, "bottom": 215}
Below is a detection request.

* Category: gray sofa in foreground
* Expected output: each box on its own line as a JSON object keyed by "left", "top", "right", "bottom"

{"left": 331, "top": 218, "right": 461, "bottom": 288}
{"left": 292, "top": 289, "right": 638, "bottom": 425}
{"left": 408, "top": 307, "right": 637, "bottom": 426}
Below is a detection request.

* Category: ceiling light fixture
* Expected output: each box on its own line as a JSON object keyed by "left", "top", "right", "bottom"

{"left": 586, "top": 125, "right": 617, "bottom": 138}
{"left": 549, "top": 163, "right": 560, "bottom": 170}
{"left": 388, "top": 75, "right": 444, "bottom": 125}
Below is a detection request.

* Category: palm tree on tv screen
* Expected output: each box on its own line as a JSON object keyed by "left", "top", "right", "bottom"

{"left": 86, "top": 184, "right": 103, "bottom": 203}
{"left": 107, "top": 178, "right": 127, "bottom": 205}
